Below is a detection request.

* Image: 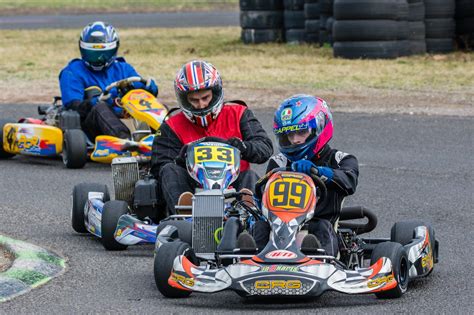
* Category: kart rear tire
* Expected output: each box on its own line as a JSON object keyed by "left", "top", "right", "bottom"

{"left": 370, "top": 241, "right": 409, "bottom": 299}
{"left": 0, "top": 119, "right": 15, "bottom": 159}
{"left": 72, "top": 183, "right": 110, "bottom": 233}
{"left": 101, "top": 200, "right": 129, "bottom": 251}
{"left": 155, "top": 220, "right": 192, "bottom": 245}
{"left": 63, "top": 129, "right": 88, "bottom": 169}
{"left": 154, "top": 241, "right": 196, "bottom": 298}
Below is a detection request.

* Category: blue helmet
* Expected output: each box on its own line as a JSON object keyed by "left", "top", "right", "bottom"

{"left": 273, "top": 94, "right": 333, "bottom": 161}
{"left": 79, "top": 21, "right": 119, "bottom": 71}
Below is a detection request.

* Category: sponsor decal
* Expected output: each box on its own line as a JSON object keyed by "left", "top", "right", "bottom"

{"left": 261, "top": 265, "right": 300, "bottom": 273}
{"left": 265, "top": 250, "right": 297, "bottom": 259}
{"left": 94, "top": 149, "right": 110, "bottom": 156}
{"left": 367, "top": 274, "right": 394, "bottom": 288}
{"left": 254, "top": 280, "right": 301, "bottom": 290}
{"left": 92, "top": 44, "right": 106, "bottom": 49}
{"left": 281, "top": 108, "right": 292, "bottom": 121}
{"left": 335, "top": 151, "right": 349, "bottom": 164}
{"left": 274, "top": 123, "right": 308, "bottom": 134}
{"left": 421, "top": 250, "right": 433, "bottom": 269}
{"left": 170, "top": 272, "right": 194, "bottom": 287}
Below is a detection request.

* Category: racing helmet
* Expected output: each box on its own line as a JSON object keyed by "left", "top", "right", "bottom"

{"left": 273, "top": 94, "right": 333, "bottom": 161}
{"left": 174, "top": 60, "right": 224, "bottom": 127}
{"left": 79, "top": 21, "right": 119, "bottom": 71}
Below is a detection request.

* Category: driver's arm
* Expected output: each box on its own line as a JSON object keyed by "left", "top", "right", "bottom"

{"left": 150, "top": 122, "right": 183, "bottom": 179}
{"left": 328, "top": 153, "right": 359, "bottom": 196}
{"left": 239, "top": 109, "right": 274, "bottom": 164}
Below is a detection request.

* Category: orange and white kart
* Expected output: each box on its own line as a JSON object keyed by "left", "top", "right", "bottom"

{"left": 0, "top": 77, "right": 167, "bottom": 168}
{"left": 154, "top": 167, "right": 438, "bottom": 299}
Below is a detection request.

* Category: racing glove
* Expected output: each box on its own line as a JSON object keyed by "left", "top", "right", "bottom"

{"left": 291, "top": 160, "right": 316, "bottom": 175}
{"left": 227, "top": 137, "right": 248, "bottom": 156}
{"left": 145, "top": 77, "right": 159, "bottom": 96}
{"left": 101, "top": 86, "right": 119, "bottom": 106}
{"left": 315, "top": 166, "right": 334, "bottom": 183}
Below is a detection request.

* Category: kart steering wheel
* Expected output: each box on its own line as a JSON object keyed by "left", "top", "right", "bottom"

{"left": 98, "top": 76, "right": 148, "bottom": 101}
{"left": 255, "top": 166, "right": 328, "bottom": 212}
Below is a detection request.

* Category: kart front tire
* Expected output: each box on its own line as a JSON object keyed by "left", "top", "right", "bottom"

{"left": 101, "top": 200, "right": 129, "bottom": 251}
{"left": 0, "top": 119, "right": 15, "bottom": 159}
{"left": 63, "top": 129, "right": 88, "bottom": 169}
{"left": 370, "top": 241, "right": 409, "bottom": 299}
{"left": 155, "top": 220, "right": 192, "bottom": 245}
{"left": 154, "top": 241, "right": 195, "bottom": 298}
{"left": 72, "top": 183, "right": 110, "bottom": 233}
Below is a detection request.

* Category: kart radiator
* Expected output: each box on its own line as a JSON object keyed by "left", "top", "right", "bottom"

{"left": 111, "top": 157, "right": 139, "bottom": 205}
{"left": 192, "top": 190, "right": 225, "bottom": 259}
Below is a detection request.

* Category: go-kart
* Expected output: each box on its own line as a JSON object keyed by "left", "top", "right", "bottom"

{"left": 0, "top": 76, "right": 167, "bottom": 169}
{"left": 153, "top": 166, "right": 439, "bottom": 299}
{"left": 71, "top": 139, "right": 243, "bottom": 251}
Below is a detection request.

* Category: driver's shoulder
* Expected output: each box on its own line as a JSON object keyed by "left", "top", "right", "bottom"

{"left": 270, "top": 153, "right": 288, "bottom": 167}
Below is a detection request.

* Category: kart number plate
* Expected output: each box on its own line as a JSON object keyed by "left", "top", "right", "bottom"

{"left": 193, "top": 146, "right": 235, "bottom": 164}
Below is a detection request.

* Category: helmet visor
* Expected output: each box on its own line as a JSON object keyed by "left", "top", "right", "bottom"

{"left": 80, "top": 41, "right": 117, "bottom": 67}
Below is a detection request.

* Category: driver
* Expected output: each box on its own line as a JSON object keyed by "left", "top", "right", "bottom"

{"left": 59, "top": 21, "right": 158, "bottom": 140}
{"left": 150, "top": 60, "right": 273, "bottom": 216}
{"left": 255, "top": 94, "right": 359, "bottom": 256}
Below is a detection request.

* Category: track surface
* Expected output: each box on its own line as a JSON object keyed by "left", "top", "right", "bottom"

{"left": 0, "top": 104, "right": 472, "bottom": 313}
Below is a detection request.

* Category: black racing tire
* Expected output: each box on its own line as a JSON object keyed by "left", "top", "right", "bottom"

{"left": 408, "top": 40, "right": 427, "bottom": 55}
{"left": 455, "top": 0, "right": 474, "bottom": 19}
{"left": 370, "top": 242, "right": 409, "bottom": 299}
{"left": 154, "top": 241, "right": 197, "bottom": 298}
{"left": 0, "top": 119, "right": 15, "bottom": 159}
{"left": 155, "top": 220, "right": 193, "bottom": 245}
{"left": 426, "top": 38, "right": 455, "bottom": 53}
{"left": 62, "top": 129, "right": 88, "bottom": 169}
{"left": 408, "top": 21, "right": 426, "bottom": 40}
{"left": 425, "top": 18, "right": 455, "bottom": 39}
{"left": 305, "top": 19, "right": 320, "bottom": 33}
{"left": 72, "top": 183, "right": 110, "bottom": 233}
{"left": 240, "top": 10, "right": 283, "bottom": 29}
{"left": 334, "top": 0, "right": 402, "bottom": 20}
{"left": 304, "top": 2, "right": 320, "bottom": 19}
{"left": 241, "top": 28, "right": 284, "bottom": 44}
{"left": 408, "top": 1, "right": 425, "bottom": 21}
{"left": 456, "top": 17, "right": 474, "bottom": 35}
{"left": 285, "top": 28, "right": 307, "bottom": 43}
{"left": 284, "top": 10, "right": 305, "bottom": 29}
{"left": 284, "top": 0, "right": 305, "bottom": 11}
{"left": 333, "top": 20, "right": 403, "bottom": 42}
{"left": 333, "top": 40, "right": 400, "bottom": 59}
{"left": 306, "top": 32, "right": 320, "bottom": 43}
{"left": 320, "top": 0, "right": 334, "bottom": 14}
{"left": 239, "top": 0, "right": 283, "bottom": 10}
{"left": 101, "top": 200, "right": 129, "bottom": 251}
{"left": 424, "top": 0, "right": 455, "bottom": 19}
{"left": 391, "top": 220, "right": 436, "bottom": 259}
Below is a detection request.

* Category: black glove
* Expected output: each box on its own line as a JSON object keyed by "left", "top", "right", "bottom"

{"left": 226, "top": 137, "right": 247, "bottom": 155}
{"left": 174, "top": 144, "right": 188, "bottom": 168}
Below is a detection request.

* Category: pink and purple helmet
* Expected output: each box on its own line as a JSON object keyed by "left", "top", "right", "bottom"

{"left": 174, "top": 60, "right": 224, "bottom": 127}
{"left": 273, "top": 94, "right": 333, "bottom": 161}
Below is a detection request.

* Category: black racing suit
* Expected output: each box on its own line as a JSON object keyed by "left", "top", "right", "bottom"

{"left": 256, "top": 145, "right": 359, "bottom": 255}
{"left": 150, "top": 104, "right": 273, "bottom": 216}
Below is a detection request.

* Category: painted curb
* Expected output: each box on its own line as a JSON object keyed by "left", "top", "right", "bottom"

{"left": 0, "top": 235, "right": 66, "bottom": 303}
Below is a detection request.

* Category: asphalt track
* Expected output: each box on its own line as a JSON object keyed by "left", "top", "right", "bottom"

{"left": 0, "top": 103, "right": 472, "bottom": 313}
{"left": 0, "top": 11, "right": 240, "bottom": 29}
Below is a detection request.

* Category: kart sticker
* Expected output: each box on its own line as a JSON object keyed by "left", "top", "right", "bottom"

{"left": 193, "top": 145, "right": 235, "bottom": 165}
{"left": 267, "top": 177, "right": 311, "bottom": 210}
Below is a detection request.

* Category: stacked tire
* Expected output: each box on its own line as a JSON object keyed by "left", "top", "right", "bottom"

{"left": 455, "top": 0, "right": 474, "bottom": 50}
{"left": 333, "top": 0, "right": 410, "bottom": 59}
{"left": 424, "top": 0, "right": 456, "bottom": 53}
{"left": 284, "top": 0, "right": 307, "bottom": 43}
{"left": 319, "top": 0, "right": 334, "bottom": 45}
{"left": 240, "top": 0, "right": 284, "bottom": 44}
{"left": 407, "top": 0, "right": 426, "bottom": 55}
{"left": 305, "top": 0, "right": 320, "bottom": 44}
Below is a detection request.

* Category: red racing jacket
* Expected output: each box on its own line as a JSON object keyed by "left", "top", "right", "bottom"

{"left": 151, "top": 101, "right": 273, "bottom": 178}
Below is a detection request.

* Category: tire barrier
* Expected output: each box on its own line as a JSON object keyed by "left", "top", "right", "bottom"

{"left": 333, "top": 0, "right": 409, "bottom": 59}
{"left": 455, "top": 0, "right": 474, "bottom": 50}
{"left": 284, "top": 0, "right": 307, "bottom": 43}
{"left": 240, "top": 0, "right": 284, "bottom": 44}
{"left": 305, "top": 0, "right": 320, "bottom": 43}
{"left": 240, "top": 0, "right": 469, "bottom": 55}
{"left": 425, "top": 0, "right": 455, "bottom": 53}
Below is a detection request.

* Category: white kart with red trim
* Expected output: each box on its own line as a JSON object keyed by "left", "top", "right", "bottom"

{"left": 153, "top": 166, "right": 438, "bottom": 299}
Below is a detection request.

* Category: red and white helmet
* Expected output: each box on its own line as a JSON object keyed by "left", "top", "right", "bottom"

{"left": 174, "top": 60, "right": 224, "bottom": 127}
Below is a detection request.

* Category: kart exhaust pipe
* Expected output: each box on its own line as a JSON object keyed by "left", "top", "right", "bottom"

{"left": 339, "top": 206, "right": 377, "bottom": 234}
